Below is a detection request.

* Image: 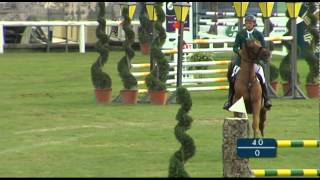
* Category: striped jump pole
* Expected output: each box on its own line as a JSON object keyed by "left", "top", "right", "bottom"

{"left": 162, "top": 48, "right": 233, "bottom": 54}
{"left": 205, "top": 11, "right": 286, "bottom": 17}
{"left": 182, "top": 36, "right": 293, "bottom": 45}
{"left": 138, "top": 85, "right": 229, "bottom": 94}
{"left": 132, "top": 69, "right": 228, "bottom": 77}
{"left": 132, "top": 60, "right": 231, "bottom": 69}
{"left": 137, "top": 77, "right": 227, "bottom": 85}
{"left": 251, "top": 140, "right": 319, "bottom": 177}
{"left": 277, "top": 140, "right": 319, "bottom": 148}
{"left": 200, "top": 20, "right": 286, "bottom": 28}
{"left": 252, "top": 169, "right": 320, "bottom": 177}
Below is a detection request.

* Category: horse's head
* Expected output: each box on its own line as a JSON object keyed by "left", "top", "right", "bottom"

{"left": 241, "top": 39, "right": 270, "bottom": 63}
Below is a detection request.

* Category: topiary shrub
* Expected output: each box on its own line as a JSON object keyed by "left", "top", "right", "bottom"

{"left": 91, "top": 2, "right": 111, "bottom": 89}
{"left": 145, "top": 2, "right": 169, "bottom": 91}
{"left": 117, "top": 6, "right": 137, "bottom": 90}
{"left": 261, "top": 17, "right": 279, "bottom": 83}
{"left": 269, "top": 63, "right": 279, "bottom": 82}
{"left": 188, "top": 52, "right": 213, "bottom": 70}
{"left": 304, "top": 2, "right": 319, "bottom": 84}
{"left": 279, "top": 11, "right": 300, "bottom": 83}
{"left": 138, "top": 2, "right": 152, "bottom": 46}
{"left": 168, "top": 87, "right": 196, "bottom": 178}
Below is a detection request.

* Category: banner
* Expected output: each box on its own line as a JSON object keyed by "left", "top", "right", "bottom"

{"left": 165, "top": 2, "right": 190, "bottom": 32}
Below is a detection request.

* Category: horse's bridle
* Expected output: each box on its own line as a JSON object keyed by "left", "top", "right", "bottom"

{"left": 244, "top": 42, "right": 264, "bottom": 62}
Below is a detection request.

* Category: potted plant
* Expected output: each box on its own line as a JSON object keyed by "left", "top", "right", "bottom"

{"left": 304, "top": 2, "right": 319, "bottom": 98}
{"left": 91, "top": 2, "right": 112, "bottom": 103}
{"left": 145, "top": 2, "right": 169, "bottom": 105}
{"left": 269, "top": 63, "right": 279, "bottom": 92}
{"left": 138, "top": 2, "right": 152, "bottom": 55}
{"left": 117, "top": 5, "right": 138, "bottom": 104}
{"left": 260, "top": 17, "right": 279, "bottom": 93}
{"left": 168, "top": 87, "right": 195, "bottom": 177}
{"left": 279, "top": 12, "right": 300, "bottom": 95}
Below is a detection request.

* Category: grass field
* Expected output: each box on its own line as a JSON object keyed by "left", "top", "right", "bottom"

{"left": 0, "top": 50, "right": 318, "bottom": 177}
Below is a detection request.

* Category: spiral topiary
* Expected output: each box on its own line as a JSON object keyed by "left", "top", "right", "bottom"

{"left": 117, "top": 6, "right": 137, "bottom": 90}
{"left": 279, "top": 11, "right": 300, "bottom": 83}
{"left": 145, "top": 2, "right": 169, "bottom": 91}
{"left": 138, "top": 2, "right": 152, "bottom": 45}
{"left": 91, "top": 2, "right": 111, "bottom": 89}
{"left": 304, "top": 2, "right": 319, "bottom": 84}
{"left": 262, "top": 17, "right": 279, "bottom": 82}
{"left": 168, "top": 87, "right": 196, "bottom": 178}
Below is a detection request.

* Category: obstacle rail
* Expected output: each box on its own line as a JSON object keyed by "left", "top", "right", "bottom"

{"left": 132, "top": 59, "right": 230, "bottom": 93}
{"left": 251, "top": 140, "right": 319, "bottom": 176}
{"left": 132, "top": 35, "right": 293, "bottom": 95}
{"left": 205, "top": 11, "right": 286, "bottom": 17}
{"left": 252, "top": 169, "right": 320, "bottom": 177}
{"left": 276, "top": 140, "right": 319, "bottom": 147}
{"left": 199, "top": 20, "right": 286, "bottom": 28}
{"left": 132, "top": 69, "right": 227, "bottom": 77}
{"left": 223, "top": 118, "right": 319, "bottom": 177}
{"left": 132, "top": 60, "right": 231, "bottom": 69}
{"left": 138, "top": 86, "right": 229, "bottom": 93}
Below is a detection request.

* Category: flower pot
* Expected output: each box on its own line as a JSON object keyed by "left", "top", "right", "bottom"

{"left": 282, "top": 82, "right": 291, "bottom": 96}
{"left": 149, "top": 90, "right": 167, "bottom": 105}
{"left": 282, "top": 82, "right": 302, "bottom": 96}
{"left": 270, "top": 81, "right": 279, "bottom": 93}
{"left": 120, "top": 89, "right": 138, "bottom": 104}
{"left": 95, "top": 88, "right": 112, "bottom": 103}
{"left": 140, "top": 43, "right": 150, "bottom": 55}
{"left": 306, "top": 83, "right": 319, "bottom": 98}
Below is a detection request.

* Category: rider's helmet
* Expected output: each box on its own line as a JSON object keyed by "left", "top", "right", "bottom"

{"left": 245, "top": 14, "right": 256, "bottom": 24}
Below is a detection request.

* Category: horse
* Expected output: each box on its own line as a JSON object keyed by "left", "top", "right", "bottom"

{"left": 233, "top": 39, "right": 271, "bottom": 138}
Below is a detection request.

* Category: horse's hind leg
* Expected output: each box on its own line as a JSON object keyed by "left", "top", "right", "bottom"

{"left": 259, "top": 108, "right": 267, "bottom": 137}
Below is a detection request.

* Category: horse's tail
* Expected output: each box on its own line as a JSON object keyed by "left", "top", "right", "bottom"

{"left": 259, "top": 108, "right": 267, "bottom": 137}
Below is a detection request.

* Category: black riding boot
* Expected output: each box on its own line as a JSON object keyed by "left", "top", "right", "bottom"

{"left": 223, "top": 79, "right": 234, "bottom": 110}
{"left": 261, "top": 82, "right": 272, "bottom": 110}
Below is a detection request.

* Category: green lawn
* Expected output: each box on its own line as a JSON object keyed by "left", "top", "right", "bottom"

{"left": 0, "top": 51, "right": 318, "bottom": 177}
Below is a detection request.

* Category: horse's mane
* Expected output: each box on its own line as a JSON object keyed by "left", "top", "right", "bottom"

{"left": 239, "top": 43, "right": 249, "bottom": 62}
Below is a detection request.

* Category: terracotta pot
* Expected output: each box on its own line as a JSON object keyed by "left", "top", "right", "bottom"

{"left": 149, "top": 90, "right": 167, "bottom": 105}
{"left": 306, "top": 83, "right": 319, "bottom": 98}
{"left": 95, "top": 88, "right": 112, "bottom": 103}
{"left": 140, "top": 43, "right": 150, "bottom": 55}
{"left": 282, "top": 82, "right": 302, "bottom": 96}
{"left": 270, "top": 81, "right": 279, "bottom": 93}
{"left": 282, "top": 82, "right": 291, "bottom": 96}
{"left": 120, "top": 89, "right": 138, "bottom": 104}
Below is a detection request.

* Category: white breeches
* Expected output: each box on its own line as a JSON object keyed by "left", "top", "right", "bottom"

{"left": 231, "top": 64, "right": 266, "bottom": 83}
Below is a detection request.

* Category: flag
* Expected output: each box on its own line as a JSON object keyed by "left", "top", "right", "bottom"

{"left": 229, "top": 97, "right": 247, "bottom": 118}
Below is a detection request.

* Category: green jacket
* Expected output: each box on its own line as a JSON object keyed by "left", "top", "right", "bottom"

{"left": 233, "top": 29, "right": 265, "bottom": 66}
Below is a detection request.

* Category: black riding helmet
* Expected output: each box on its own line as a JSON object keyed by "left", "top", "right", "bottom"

{"left": 245, "top": 14, "right": 256, "bottom": 23}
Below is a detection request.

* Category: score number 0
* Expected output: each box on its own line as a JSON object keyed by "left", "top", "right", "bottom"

{"left": 252, "top": 138, "right": 264, "bottom": 156}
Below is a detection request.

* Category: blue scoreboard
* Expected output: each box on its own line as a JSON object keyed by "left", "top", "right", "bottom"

{"left": 237, "top": 138, "right": 277, "bottom": 158}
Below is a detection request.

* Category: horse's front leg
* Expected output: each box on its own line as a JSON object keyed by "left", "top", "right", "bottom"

{"left": 252, "top": 101, "right": 261, "bottom": 138}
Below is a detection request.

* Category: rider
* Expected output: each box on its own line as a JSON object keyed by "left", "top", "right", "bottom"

{"left": 223, "top": 14, "right": 272, "bottom": 110}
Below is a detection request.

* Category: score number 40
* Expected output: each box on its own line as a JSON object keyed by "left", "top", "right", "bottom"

{"left": 252, "top": 138, "right": 264, "bottom": 157}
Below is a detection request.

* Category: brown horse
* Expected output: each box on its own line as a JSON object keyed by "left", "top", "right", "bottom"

{"left": 233, "top": 39, "right": 270, "bottom": 138}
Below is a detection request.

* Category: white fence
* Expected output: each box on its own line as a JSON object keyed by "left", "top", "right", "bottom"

{"left": 0, "top": 20, "right": 140, "bottom": 54}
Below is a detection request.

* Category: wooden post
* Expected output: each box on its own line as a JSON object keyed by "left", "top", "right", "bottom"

{"left": 222, "top": 117, "right": 252, "bottom": 177}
